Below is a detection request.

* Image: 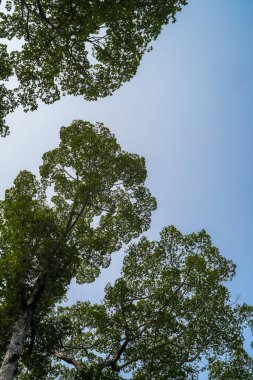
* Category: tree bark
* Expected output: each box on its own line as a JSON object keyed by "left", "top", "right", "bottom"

{"left": 0, "top": 310, "right": 32, "bottom": 380}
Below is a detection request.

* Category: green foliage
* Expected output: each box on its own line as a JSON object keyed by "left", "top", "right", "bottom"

{"left": 18, "top": 226, "right": 249, "bottom": 379}
{"left": 0, "top": 0, "right": 187, "bottom": 135}
{"left": 208, "top": 349, "right": 253, "bottom": 379}
{"left": 0, "top": 120, "right": 155, "bottom": 363}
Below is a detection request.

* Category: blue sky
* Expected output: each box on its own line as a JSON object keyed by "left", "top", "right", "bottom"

{"left": 1, "top": 0, "right": 253, "bottom": 376}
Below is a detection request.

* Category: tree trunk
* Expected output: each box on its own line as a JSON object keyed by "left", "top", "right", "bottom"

{"left": 0, "top": 309, "right": 32, "bottom": 380}
{"left": 0, "top": 272, "right": 47, "bottom": 379}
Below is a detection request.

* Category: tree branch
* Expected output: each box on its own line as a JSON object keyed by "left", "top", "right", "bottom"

{"left": 99, "top": 338, "right": 130, "bottom": 370}
{"left": 26, "top": 271, "right": 47, "bottom": 309}
{"left": 179, "top": 347, "right": 203, "bottom": 366}
{"left": 36, "top": 0, "right": 55, "bottom": 28}
{"left": 99, "top": 329, "right": 145, "bottom": 371}
{"left": 54, "top": 351, "right": 83, "bottom": 372}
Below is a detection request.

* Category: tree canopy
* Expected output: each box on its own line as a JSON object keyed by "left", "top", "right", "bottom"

{"left": 0, "top": 120, "right": 156, "bottom": 379}
{"left": 0, "top": 0, "right": 187, "bottom": 136}
{"left": 9, "top": 226, "right": 252, "bottom": 380}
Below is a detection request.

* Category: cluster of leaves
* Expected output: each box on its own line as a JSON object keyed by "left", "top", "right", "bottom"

{"left": 208, "top": 348, "right": 253, "bottom": 380}
{"left": 15, "top": 226, "right": 253, "bottom": 379}
{"left": 0, "top": 0, "right": 187, "bottom": 136}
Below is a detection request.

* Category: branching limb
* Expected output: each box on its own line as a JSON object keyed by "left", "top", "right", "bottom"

{"left": 54, "top": 351, "right": 83, "bottom": 372}
{"left": 99, "top": 338, "right": 130, "bottom": 370}
{"left": 27, "top": 271, "right": 47, "bottom": 309}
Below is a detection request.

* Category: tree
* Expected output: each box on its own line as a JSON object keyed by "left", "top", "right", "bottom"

{"left": 0, "top": 0, "right": 187, "bottom": 136}
{"left": 10, "top": 226, "right": 250, "bottom": 380}
{"left": 0, "top": 120, "right": 156, "bottom": 380}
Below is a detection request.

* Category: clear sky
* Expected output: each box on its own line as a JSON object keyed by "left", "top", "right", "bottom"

{"left": 1, "top": 0, "right": 253, "bottom": 376}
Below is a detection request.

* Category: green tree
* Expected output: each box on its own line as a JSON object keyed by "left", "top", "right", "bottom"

{"left": 208, "top": 348, "right": 253, "bottom": 380}
{"left": 0, "top": 0, "right": 187, "bottom": 136}
{"left": 0, "top": 120, "right": 156, "bottom": 380}
{"left": 14, "top": 226, "right": 250, "bottom": 380}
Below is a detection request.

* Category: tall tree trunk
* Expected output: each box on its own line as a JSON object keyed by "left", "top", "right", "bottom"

{"left": 0, "top": 309, "right": 32, "bottom": 380}
{"left": 0, "top": 273, "right": 46, "bottom": 379}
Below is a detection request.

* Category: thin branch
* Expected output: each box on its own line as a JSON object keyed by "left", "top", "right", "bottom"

{"left": 62, "top": 166, "right": 79, "bottom": 181}
{"left": 179, "top": 347, "right": 203, "bottom": 366}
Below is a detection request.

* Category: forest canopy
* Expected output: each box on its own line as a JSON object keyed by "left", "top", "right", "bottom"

{"left": 0, "top": 2, "right": 252, "bottom": 380}
{"left": 0, "top": 121, "right": 252, "bottom": 379}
